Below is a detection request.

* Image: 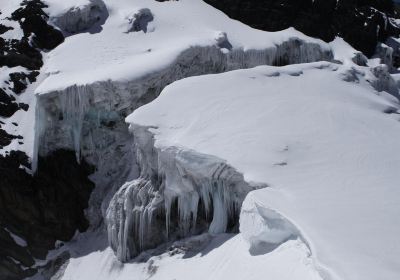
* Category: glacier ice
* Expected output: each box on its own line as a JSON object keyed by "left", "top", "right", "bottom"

{"left": 35, "top": 41, "right": 332, "bottom": 169}
{"left": 34, "top": 40, "right": 332, "bottom": 256}
{"left": 49, "top": 0, "right": 108, "bottom": 35}
{"left": 239, "top": 192, "right": 299, "bottom": 251}
{"left": 106, "top": 125, "right": 254, "bottom": 261}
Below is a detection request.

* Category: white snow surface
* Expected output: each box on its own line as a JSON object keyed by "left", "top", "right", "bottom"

{"left": 127, "top": 62, "right": 400, "bottom": 280}
{"left": 35, "top": 0, "right": 330, "bottom": 94}
{"left": 58, "top": 234, "right": 322, "bottom": 280}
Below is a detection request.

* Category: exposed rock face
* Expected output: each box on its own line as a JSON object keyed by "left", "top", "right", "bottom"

{"left": 0, "top": 150, "right": 94, "bottom": 279}
{"left": 1, "top": 3, "right": 72, "bottom": 278}
{"left": 0, "top": 89, "right": 28, "bottom": 119}
{"left": 203, "top": 0, "right": 400, "bottom": 57}
{"left": 10, "top": 0, "right": 64, "bottom": 50}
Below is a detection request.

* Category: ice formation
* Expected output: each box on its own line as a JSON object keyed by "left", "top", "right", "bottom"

{"left": 47, "top": 0, "right": 108, "bottom": 34}
{"left": 34, "top": 41, "right": 332, "bottom": 227}
{"left": 34, "top": 36, "right": 400, "bottom": 263}
{"left": 106, "top": 125, "right": 254, "bottom": 261}
{"left": 239, "top": 192, "right": 299, "bottom": 252}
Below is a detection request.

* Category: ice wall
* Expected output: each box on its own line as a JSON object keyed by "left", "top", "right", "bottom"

{"left": 106, "top": 125, "right": 254, "bottom": 261}
{"left": 36, "top": 40, "right": 333, "bottom": 163}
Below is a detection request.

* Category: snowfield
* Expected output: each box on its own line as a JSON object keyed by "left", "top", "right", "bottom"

{"left": 127, "top": 62, "right": 400, "bottom": 280}
{"left": 35, "top": 0, "right": 330, "bottom": 94}
{"left": 59, "top": 234, "right": 322, "bottom": 280}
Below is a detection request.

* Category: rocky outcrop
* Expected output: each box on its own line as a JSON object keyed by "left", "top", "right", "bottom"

{"left": 204, "top": 0, "right": 400, "bottom": 57}
{"left": 10, "top": 0, "right": 64, "bottom": 50}
{"left": 1, "top": 5, "right": 69, "bottom": 277}
{"left": 0, "top": 150, "right": 94, "bottom": 279}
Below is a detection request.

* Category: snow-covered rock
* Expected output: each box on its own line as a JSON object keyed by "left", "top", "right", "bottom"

{"left": 45, "top": 0, "right": 108, "bottom": 34}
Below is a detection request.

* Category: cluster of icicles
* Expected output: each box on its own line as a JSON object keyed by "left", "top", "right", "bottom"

{"left": 105, "top": 127, "right": 253, "bottom": 261}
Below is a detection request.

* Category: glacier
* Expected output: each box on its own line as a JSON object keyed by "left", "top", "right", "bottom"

{"left": 34, "top": 41, "right": 332, "bottom": 229}
{"left": 5, "top": 0, "right": 398, "bottom": 279}
{"left": 106, "top": 126, "right": 256, "bottom": 261}
{"left": 127, "top": 61, "right": 400, "bottom": 280}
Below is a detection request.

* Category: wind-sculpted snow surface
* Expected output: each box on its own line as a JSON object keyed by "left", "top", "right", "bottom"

{"left": 106, "top": 126, "right": 254, "bottom": 261}
{"left": 127, "top": 62, "right": 400, "bottom": 280}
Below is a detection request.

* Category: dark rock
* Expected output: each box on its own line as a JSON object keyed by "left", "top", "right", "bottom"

{"left": 0, "top": 129, "right": 21, "bottom": 148}
{"left": 0, "top": 89, "right": 30, "bottom": 118}
{"left": 1, "top": 1, "right": 64, "bottom": 71}
{"left": 203, "top": 0, "right": 400, "bottom": 57}
{"left": 0, "top": 150, "right": 95, "bottom": 278}
{"left": 0, "top": 37, "right": 43, "bottom": 70}
{"left": 0, "top": 89, "right": 19, "bottom": 118}
{"left": 11, "top": 0, "right": 64, "bottom": 50}
{"left": 0, "top": 24, "right": 13, "bottom": 35}
{"left": 9, "top": 71, "right": 39, "bottom": 94}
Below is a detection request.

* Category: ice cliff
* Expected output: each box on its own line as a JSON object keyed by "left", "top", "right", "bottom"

{"left": 34, "top": 41, "right": 332, "bottom": 230}
{"left": 106, "top": 126, "right": 254, "bottom": 261}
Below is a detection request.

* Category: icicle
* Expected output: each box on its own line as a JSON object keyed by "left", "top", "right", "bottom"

{"left": 59, "top": 85, "right": 90, "bottom": 162}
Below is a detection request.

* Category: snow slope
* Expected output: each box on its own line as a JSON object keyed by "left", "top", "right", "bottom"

{"left": 35, "top": 0, "right": 330, "bottom": 94}
{"left": 60, "top": 235, "right": 322, "bottom": 280}
{"left": 127, "top": 62, "right": 400, "bottom": 280}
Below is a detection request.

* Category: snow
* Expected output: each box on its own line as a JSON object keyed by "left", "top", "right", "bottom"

{"left": 43, "top": 0, "right": 93, "bottom": 16}
{"left": 57, "top": 234, "right": 322, "bottom": 280}
{"left": 127, "top": 62, "right": 400, "bottom": 280}
{"left": 35, "top": 0, "right": 330, "bottom": 94}
{"left": 3, "top": 0, "right": 398, "bottom": 279}
{"left": 4, "top": 228, "right": 28, "bottom": 247}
